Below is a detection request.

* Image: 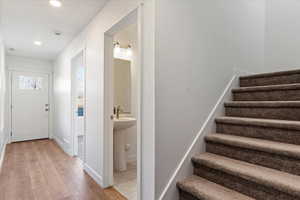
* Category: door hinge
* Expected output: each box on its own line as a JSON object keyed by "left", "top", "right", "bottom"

{"left": 10, "top": 131, "right": 12, "bottom": 137}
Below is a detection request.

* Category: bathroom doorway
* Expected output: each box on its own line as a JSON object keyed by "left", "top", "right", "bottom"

{"left": 113, "top": 23, "right": 138, "bottom": 199}
{"left": 103, "top": 8, "right": 141, "bottom": 200}
{"left": 71, "top": 50, "right": 86, "bottom": 161}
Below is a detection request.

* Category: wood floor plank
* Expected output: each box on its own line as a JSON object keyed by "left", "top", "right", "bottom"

{"left": 0, "top": 139, "right": 126, "bottom": 200}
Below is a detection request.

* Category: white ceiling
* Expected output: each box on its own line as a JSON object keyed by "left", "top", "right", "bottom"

{"left": 0, "top": 0, "right": 108, "bottom": 61}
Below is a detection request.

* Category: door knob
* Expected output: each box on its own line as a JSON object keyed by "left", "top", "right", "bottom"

{"left": 45, "top": 104, "right": 49, "bottom": 112}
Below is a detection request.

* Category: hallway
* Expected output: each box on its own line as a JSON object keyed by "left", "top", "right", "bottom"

{"left": 0, "top": 139, "right": 126, "bottom": 200}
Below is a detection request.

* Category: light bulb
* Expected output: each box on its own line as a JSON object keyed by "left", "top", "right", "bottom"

{"left": 34, "top": 41, "right": 43, "bottom": 46}
{"left": 114, "top": 42, "right": 121, "bottom": 53}
{"left": 49, "top": 0, "right": 62, "bottom": 7}
{"left": 127, "top": 45, "right": 132, "bottom": 57}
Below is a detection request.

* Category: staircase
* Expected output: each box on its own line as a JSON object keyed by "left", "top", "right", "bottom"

{"left": 177, "top": 69, "right": 300, "bottom": 200}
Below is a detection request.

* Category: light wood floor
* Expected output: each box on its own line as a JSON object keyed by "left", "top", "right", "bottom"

{"left": 0, "top": 139, "right": 126, "bottom": 200}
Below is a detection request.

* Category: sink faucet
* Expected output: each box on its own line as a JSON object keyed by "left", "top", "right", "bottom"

{"left": 116, "top": 105, "right": 122, "bottom": 119}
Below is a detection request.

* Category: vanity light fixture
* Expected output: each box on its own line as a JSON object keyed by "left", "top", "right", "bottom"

{"left": 113, "top": 42, "right": 132, "bottom": 60}
{"left": 49, "top": 0, "right": 62, "bottom": 7}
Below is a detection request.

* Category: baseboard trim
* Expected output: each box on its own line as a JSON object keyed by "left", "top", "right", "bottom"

{"left": 158, "top": 74, "right": 241, "bottom": 200}
{"left": 53, "top": 135, "right": 72, "bottom": 156}
{"left": 83, "top": 163, "right": 104, "bottom": 187}
{"left": 0, "top": 136, "right": 9, "bottom": 172}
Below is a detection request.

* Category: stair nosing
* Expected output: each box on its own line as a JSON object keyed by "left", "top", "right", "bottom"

{"left": 206, "top": 133, "right": 300, "bottom": 159}
{"left": 240, "top": 69, "right": 300, "bottom": 80}
{"left": 215, "top": 116, "right": 300, "bottom": 131}
{"left": 192, "top": 153, "right": 300, "bottom": 197}
{"left": 177, "top": 175, "right": 254, "bottom": 200}
{"left": 232, "top": 83, "right": 300, "bottom": 93}
{"left": 224, "top": 101, "right": 300, "bottom": 108}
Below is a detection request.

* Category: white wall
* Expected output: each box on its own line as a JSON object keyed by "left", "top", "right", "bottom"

{"left": 53, "top": 31, "right": 85, "bottom": 155}
{"left": 155, "top": 0, "right": 265, "bottom": 199}
{"left": 53, "top": 1, "right": 156, "bottom": 199}
{"left": 265, "top": 0, "right": 300, "bottom": 72}
{"left": 0, "top": 34, "right": 7, "bottom": 158}
{"left": 6, "top": 55, "right": 53, "bottom": 73}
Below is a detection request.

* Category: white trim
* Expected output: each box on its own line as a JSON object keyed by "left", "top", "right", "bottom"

{"left": 136, "top": 5, "right": 143, "bottom": 200}
{"left": 70, "top": 48, "right": 86, "bottom": 158}
{"left": 158, "top": 74, "right": 242, "bottom": 200}
{"left": 8, "top": 71, "right": 12, "bottom": 144}
{"left": 84, "top": 163, "right": 103, "bottom": 186}
{"left": 139, "top": 0, "right": 156, "bottom": 198}
{"left": 103, "top": 33, "right": 114, "bottom": 188}
{"left": 49, "top": 72, "right": 54, "bottom": 139}
{"left": 0, "top": 136, "right": 8, "bottom": 172}
{"left": 53, "top": 135, "right": 72, "bottom": 156}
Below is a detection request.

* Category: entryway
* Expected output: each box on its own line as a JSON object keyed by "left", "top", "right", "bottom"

{"left": 11, "top": 71, "right": 50, "bottom": 142}
{"left": 71, "top": 50, "right": 86, "bottom": 161}
{"left": 104, "top": 8, "right": 141, "bottom": 200}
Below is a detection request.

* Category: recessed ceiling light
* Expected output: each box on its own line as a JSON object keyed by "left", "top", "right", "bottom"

{"left": 54, "top": 31, "right": 62, "bottom": 36}
{"left": 34, "top": 41, "right": 43, "bottom": 46}
{"left": 49, "top": 0, "right": 62, "bottom": 7}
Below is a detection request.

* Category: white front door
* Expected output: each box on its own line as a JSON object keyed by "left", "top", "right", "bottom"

{"left": 11, "top": 71, "right": 49, "bottom": 142}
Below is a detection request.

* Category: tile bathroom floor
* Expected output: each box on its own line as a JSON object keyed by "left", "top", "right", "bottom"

{"left": 114, "top": 162, "right": 137, "bottom": 200}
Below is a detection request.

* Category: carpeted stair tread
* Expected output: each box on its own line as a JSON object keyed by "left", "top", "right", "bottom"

{"left": 177, "top": 175, "right": 254, "bottom": 200}
{"left": 215, "top": 116, "right": 300, "bottom": 130}
{"left": 224, "top": 101, "right": 300, "bottom": 108}
{"left": 206, "top": 133, "right": 300, "bottom": 159}
{"left": 178, "top": 70, "right": 300, "bottom": 200}
{"left": 240, "top": 69, "right": 300, "bottom": 80}
{"left": 192, "top": 153, "right": 300, "bottom": 197}
{"left": 232, "top": 83, "right": 300, "bottom": 93}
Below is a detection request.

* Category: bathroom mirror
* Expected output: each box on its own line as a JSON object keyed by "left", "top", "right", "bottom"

{"left": 114, "top": 58, "right": 131, "bottom": 113}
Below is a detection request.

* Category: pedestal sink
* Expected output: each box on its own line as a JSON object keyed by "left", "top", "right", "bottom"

{"left": 114, "top": 117, "right": 137, "bottom": 131}
{"left": 113, "top": 117, "right": 136, "bottom": 172}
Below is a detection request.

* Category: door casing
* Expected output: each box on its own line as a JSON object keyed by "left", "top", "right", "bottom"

{"left": 70, "top": 48, "right": 87, "bottom": 161}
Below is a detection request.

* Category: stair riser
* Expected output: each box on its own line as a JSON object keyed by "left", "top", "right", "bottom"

{"left": 225, "top": 107, "right": 300, "bottom": 121}
{"left": 178, "top": 190, "right": 200, "bottom": 200}
{"left": 240, "top": 74, "right": 300, "bottom": 87}
{"left": 233, "top": 89, "right": 300, "bottom": 101}
{"left": 216, "top": 122, "right": 300, "bottom": 145}
{"left": 193, "top": 165, "right": 296, "bottom": 200}
{"left": 206, "top": 142, "right": 300, "bottom": 176}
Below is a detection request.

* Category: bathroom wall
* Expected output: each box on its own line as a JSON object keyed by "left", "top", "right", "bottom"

{"left": 114, "top": 23, "right": 138, "bottom": 163}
